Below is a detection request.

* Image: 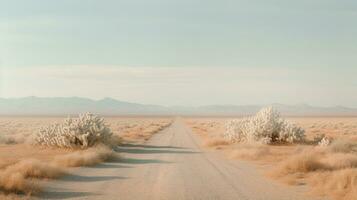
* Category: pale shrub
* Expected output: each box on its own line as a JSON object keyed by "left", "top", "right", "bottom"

{"left": 224, "top": 107, "right": 305, "bottom": 144}
{"left": 35, "top": 113, "right": 113, "bottom": 148}
{"left": 318, "top": 137, "right": 331, "bottom": 147}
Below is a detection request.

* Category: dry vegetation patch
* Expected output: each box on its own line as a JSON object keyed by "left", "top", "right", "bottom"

{"left": 0, "top": 117, "right": 62, "bottom": 145}
{"left": 291, "top": 117, "right": 357, "bottom": 142}
{"left": 0, "top": 144, "right": 71, "bottom": 169}
{"left": 187, "top": 114, "right": 357, "bottom": 200}
{"left": 203, "top": 138, "right": 230, "bottom": 147}
{"left": 53, "top": 145, "right": 117, "bottom": 167}
{"left": 109, "top": 118, "right": 172, "bottom": 141}
{"left": 0, "top": 146, "right": 117, "bottom": 194}
{"left": 186, "top": 118, "right": 228, "bottom": 148}
{"left": 230, "top": 144, "right": 271, "bottom": 160}
{"left": 0, "top": 115, "right": 172, "bottom": 197}
{"left": 0, "top": 159, "right": 63, "bottom": 194}
{"left": 309, "top": 169, "right": 357, "bottom": 200}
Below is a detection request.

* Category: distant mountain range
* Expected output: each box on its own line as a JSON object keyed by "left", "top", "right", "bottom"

{"left": 1, "top": 97, "right": 357, "bottom": 116}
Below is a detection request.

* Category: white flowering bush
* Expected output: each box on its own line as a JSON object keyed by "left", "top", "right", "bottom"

{"left": 35, "top": 113, "right": 113, "bottom": 148}
{"left": 224, "top": 107, "right": 305, "bottom": 144}
{"left": 318, "top": 137, "right": 331, "bottom": 147}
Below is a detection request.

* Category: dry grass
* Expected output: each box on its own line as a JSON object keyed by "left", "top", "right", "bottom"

{"left": 290, "top": 117, "right": 357, "bottom": 141}
{"left": 265, "top": 143, "right": 357, "bottom": 200}
{"left": 0, "top": 145, "right": 116, "bottom": 195}
{"left": 203, "top": 138, "right": 230, "bottom": 147}
{"left": 0, "top": 159, "right": 64, "bottom": 194}
{"left": 6, "top": 159, "right": 64, "bottom": 179}
{"left": 270, "top": 150, "right": 326, "bottom": 177}
{"left": 187, "top": 117, "right": 357, "bottom": 200}
{"left": 53, "top": 145, "right": 117, "bottom": 167}
{"left": 112, "top": 118, "right": 172, "bottom": 141}
{"left": 0, "top": 117, "right": 172, "bottom": 198}
{"left": 0, "top": 144, "right": 71, "bottom": 170}
{"left": 0, "top": 172, "right": 36, "bottom": 194}
{"left": 309, "top": 169, "right": 357, "bottom": 200}
{"left": 0, "top": 117, "right": 63, "bottom": 145}
{"left": 327, "top": 140, "right": 357, "bottom": 153}
{"left": 0, "top": 146, "right": 118, "bottom": 195}
{"left": 230, "top": 144, "right": 271, "bottom": 160}
{"left": 186, "top": 118, "right": 228, "bottom": 148}
{"left": 0, "top": 192, "right": 27, "bottom": 200}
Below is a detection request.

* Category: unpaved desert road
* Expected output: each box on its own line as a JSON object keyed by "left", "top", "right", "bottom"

{"left": 40, "top": 119, "right": 322, "bottom": 200}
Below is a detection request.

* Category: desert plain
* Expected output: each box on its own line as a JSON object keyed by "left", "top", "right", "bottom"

{"left": 0, "top": 115, "right": 356, "bottom": 200}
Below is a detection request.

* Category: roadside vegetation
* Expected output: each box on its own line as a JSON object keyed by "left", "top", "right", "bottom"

{"left": 0, "top": 114, "right": 172, "bottom": 198}
{"left": 187, "top": 107, "right": 357, "bottom": 200}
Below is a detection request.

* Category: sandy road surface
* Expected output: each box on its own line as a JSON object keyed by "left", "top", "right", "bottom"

{"left": 39, "top": 119, "right": 322, "bottom": 200}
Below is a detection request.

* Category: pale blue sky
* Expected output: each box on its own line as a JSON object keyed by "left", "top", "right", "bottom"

{"left": 0, "top": 0, "right": 356, "bottom": 106}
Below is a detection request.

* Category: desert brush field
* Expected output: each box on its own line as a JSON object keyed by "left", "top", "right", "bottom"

{"left": 1, "top": 109, "right": 356, "bottom": 200}
{"left": 186, "top": 108, "right": 357, "bottom": 200}
{"left": 0, "top": 114, "right": 172, "bottom": 199}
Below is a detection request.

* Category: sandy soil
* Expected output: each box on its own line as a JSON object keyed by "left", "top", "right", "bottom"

{"left": 38, "top": 118, "right": 319, "bottom": 200}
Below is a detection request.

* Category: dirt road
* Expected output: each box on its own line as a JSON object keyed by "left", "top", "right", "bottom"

{"left": 40, "top": 119, "right": 321, "bottom": 200}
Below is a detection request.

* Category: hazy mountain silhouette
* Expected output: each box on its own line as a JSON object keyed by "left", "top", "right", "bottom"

{"left": 1, "top": 97, "right": 357, "bottom": 116}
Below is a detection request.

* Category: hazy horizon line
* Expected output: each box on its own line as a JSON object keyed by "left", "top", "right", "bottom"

{"left": 1, "top": 95, "right": 356, "bottom": 109}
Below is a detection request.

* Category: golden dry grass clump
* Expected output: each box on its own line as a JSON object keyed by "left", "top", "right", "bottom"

{"left": 0, "top": 172, "right": 35, "bottom": 194}
{"left": 53, "top": 145, "right": 117, "bottom": 167}
{"left": 269, "top": 149, "right": 325, "bottom": 177}
{"left": 0, "top": 159, "right": 64, "bottom": 194}
{"left": 264, "top": 140, "right": 357, "bottom": 200}
{"left": 229, "top": 140, "right": 357, "bottom": 200}
{"left": 0, "top": 147, "right": 116, "bottom": 195}
{"left": 0, "top": 146, "right": 117, "bottom": 194}
{"left": 309, "top": 168, "right": 357, "bottom": 200}
{"left": 0, "top": 144, "right": 71, "bottom": 169}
